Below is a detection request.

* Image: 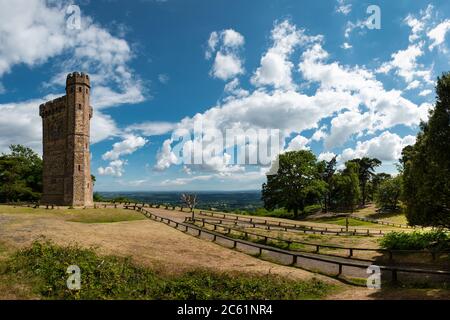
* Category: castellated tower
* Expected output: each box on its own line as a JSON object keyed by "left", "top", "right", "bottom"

{"left": 39, "top": 72, "right": 94, "bottom": 207}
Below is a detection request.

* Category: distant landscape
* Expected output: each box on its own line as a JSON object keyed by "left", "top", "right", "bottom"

{"left": 97, "top": 191, "right": 263, "bottom": 211}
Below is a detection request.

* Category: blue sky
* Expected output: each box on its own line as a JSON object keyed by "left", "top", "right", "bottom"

{"left": 1, "top": 0, "right": 450, "bottom": 191}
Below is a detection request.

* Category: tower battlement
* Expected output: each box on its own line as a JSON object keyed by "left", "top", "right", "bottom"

{"left": 40, "top": 72, "right": 93, "bottom": 207}
{"left": 66, "top": 71, "right": 90, "bottom": 88}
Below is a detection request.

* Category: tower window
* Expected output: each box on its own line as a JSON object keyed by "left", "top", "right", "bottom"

{"left": 78, "top": 165, "right": 81, "bottom": 171}
{"left": 78, "top": 104, "right": 82, "bottom": 110}
{"left": 86, "top": 89, "right": 89, "bottom": 94}
{"left": 78, "top": 87, "right": 82, "bottom": 92}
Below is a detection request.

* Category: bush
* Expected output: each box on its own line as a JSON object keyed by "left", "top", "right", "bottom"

{"left": 1, "top": 240, "right": 333, "bottom": 300}
{"left": 379, "top": 230, "right": 450, "bottom": 251}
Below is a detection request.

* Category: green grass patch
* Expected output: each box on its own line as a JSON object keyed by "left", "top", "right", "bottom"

{"left": 0, "top": 241, "right": 335, "bottom": 300}
{"left": 66, "top": 209, "right": 145, "bottom": 224}
{"left": 314, "top": 217, "right": 377, "bottom": 227}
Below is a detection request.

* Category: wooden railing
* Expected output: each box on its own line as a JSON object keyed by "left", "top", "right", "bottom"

{"left": 123, "top": 204, "right": 450, "bottom": 284}
{"left": 187, "top": 217, "right": 449, "bottom": 262}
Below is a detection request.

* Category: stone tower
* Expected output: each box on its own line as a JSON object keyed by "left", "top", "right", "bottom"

{"left": 40, "top": 72, "right": 94, "bottom": 207}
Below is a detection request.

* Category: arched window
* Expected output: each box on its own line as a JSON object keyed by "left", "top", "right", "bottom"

{"left": 78, "top": 87, "right": 82, "bottom": 93}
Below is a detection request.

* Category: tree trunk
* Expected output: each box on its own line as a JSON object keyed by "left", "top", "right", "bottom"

{"left": 362, "top": 183, "right": 366, "bottom": 207}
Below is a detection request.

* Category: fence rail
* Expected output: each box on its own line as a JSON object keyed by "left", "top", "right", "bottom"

{"left": 122, "top": 204, "right": 450, "bottom": 284}
{"left": 187, "top": 217, "right": 449, "bottom": 262}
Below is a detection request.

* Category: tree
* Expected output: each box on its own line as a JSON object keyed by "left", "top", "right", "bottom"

{"left": 329, "top": 161, "right": 361, "bottom": 212}
{"left": 0, "top": 145, "right": 43, "bottom": 202}
{"left": 402, "top": 72, "right": 450, "bottom": 227}
{"left": 370, "top": 173, "right": 392, "bottom": 201}
{"left": 262, "top": 150, "right": 327, "bottom": 217}
{"left": 181, "top": 193, "right": 198, "bottom": 219}
{"left": 320, "top": 156, "right": 337, "bottom": 213}
{"left": 349, "top": 157, "right": 382, "bottom": 207}
{"left": 375, "top": 176, "right": 402, "bottom": 211}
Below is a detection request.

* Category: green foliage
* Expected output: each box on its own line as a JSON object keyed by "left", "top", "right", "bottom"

{"left": 235, "top": 204, "right": 322, "bottom": 219}
{"left": 1, "top": 241, "right": 333, "bottom": 300}
{"left": 375, "top": 176, "right": 402, "bottom": 211}
{"left": 401, "top": 72, "right": 450, "bottom": 228}
{"left": 262, "top": 150, "right": 327, "bottom": 217}
{"left": 329, "top": 162, "right": 361, "bottom": 212}
{"left": 0, "top": 145, "right": 43, "bottom": 202}
{"left": 93, "top": 192, "right": 105, "bottom": 202}
{"left": 379, "top": 230, "right": 450, "bottom": 251}
{"left": 348, "top": 157, "right": 382, "bottom": 206}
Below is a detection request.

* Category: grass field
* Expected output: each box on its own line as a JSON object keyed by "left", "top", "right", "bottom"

{"left": 0, "top": 205, "right": 145, "bottom": 223}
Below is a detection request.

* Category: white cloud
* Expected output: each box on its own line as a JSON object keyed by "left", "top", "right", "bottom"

{"left": 341, "top": 42, "right": 352, "bottom": 50}
{"left": 311, "top": 125, "right": 328, "bottom": 142}
{"left": 125, "top": 121, "right": 176, "bottom": 136}
{"left": 98, "top": 159, "right": 127, "bottom": 177}
{"left": 376, "top": 43, "right": 432, "bottom": 86}
{"left": 158, "top": 73, "right": 170, "bottom": 84}
{"left": 251, "top": 20, "right": 320, "bottom": 90}
{"left": 405, "top": 80, "right": 421, "bottom": 90}
{"left": 0, "top": 97, "right": 51, "bottom": 153}
{"left": 206, "top": 29, "right": 245, "bottom": 81}
{"left": 286, "top": 135, "right": 309, "bottom": 151}
{"left": 154, "top": 139, "right": 178, "bottom": 171}
{"left": 404, "top": 5, "right": 432, "bottom": 43}
{"left": 318, "top": 152, "right": 336, "bottom": 162}
{"left": 91, "top": 112, "right": 119, "bottom": 144}
{"left": 336, "top": 0, "right": 352, "bottom": 15}
{"left": 222, "top": 29, "right": 245, "bottom": 48}
{"left": 419, "top": 89, "right": 432, "bottom": 96}
{"left": 338, "top": 131, "right": 416, "bottom": 162}
{"left": 428, "top": 20, "right": 450, "bottom": 50}
{"left": 211, "top": 52, "right": 244, "bottom": 80}
{"left": 102, "top": 134, "right": 147, "bottom": 161}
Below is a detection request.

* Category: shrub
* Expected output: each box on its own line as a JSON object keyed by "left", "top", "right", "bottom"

{"left": 379, "top": 230, "right": 450, "bottom": 251}
{"left": 1, "top": 240, "right": 333, "bottom": 300}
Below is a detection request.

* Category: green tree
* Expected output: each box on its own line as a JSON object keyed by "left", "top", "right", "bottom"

{"left": 370, "top": 172, "right": 392, "bottom": 201}
{"left": 262, "top": 150, "right": 327, "bottom": 217}
{"left": 329, "top": 161, "right": 361, "bottom": 212}
{"left": 375, "top": 176, "right": 402, "bottom": 211}
{"left": 402, "top": 72, "right": 450, "bottom": 227}
{"left": 0, "top": 145, "right": 43, "bottom": 202}
{"left": 321, "top": 156, "right": 337, "bottom": 213}
{"left": 349, "top": 157, "right": 382, "bottom": 207}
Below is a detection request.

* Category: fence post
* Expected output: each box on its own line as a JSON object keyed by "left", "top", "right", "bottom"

{"left": 391, "top": 269, "right": 398, "bottom": 283}
{"left": 291, "top": 255, "right": 297, "bottom": 266}
{"left": 349, "top": 248, "right": 353, "bottom": 257}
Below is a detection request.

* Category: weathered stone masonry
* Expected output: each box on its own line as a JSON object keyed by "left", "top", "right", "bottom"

{"left": 39, "top": 72, "right": 93, "bottom": 206}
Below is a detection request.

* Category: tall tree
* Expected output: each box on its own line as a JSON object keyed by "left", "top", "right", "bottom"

{"left": 321, "top": 156, "right": 337, "bottom": 213}
{"left": 349, "top": 157, "right": 382, "bottom": 207}
{"left": 402, "top": 72, "right": 450, "bottom": 227}
{"left": 375, "top": 175, "right": 402, "bottom": 211}
{"left": 262, "top": 150, "right": 327, "bottom": 217}
{"left": 329, "top": 161, "right": 361, "bottom": 212}
{"left": 0, "top": 145, "right": 43, "bottom": 202}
